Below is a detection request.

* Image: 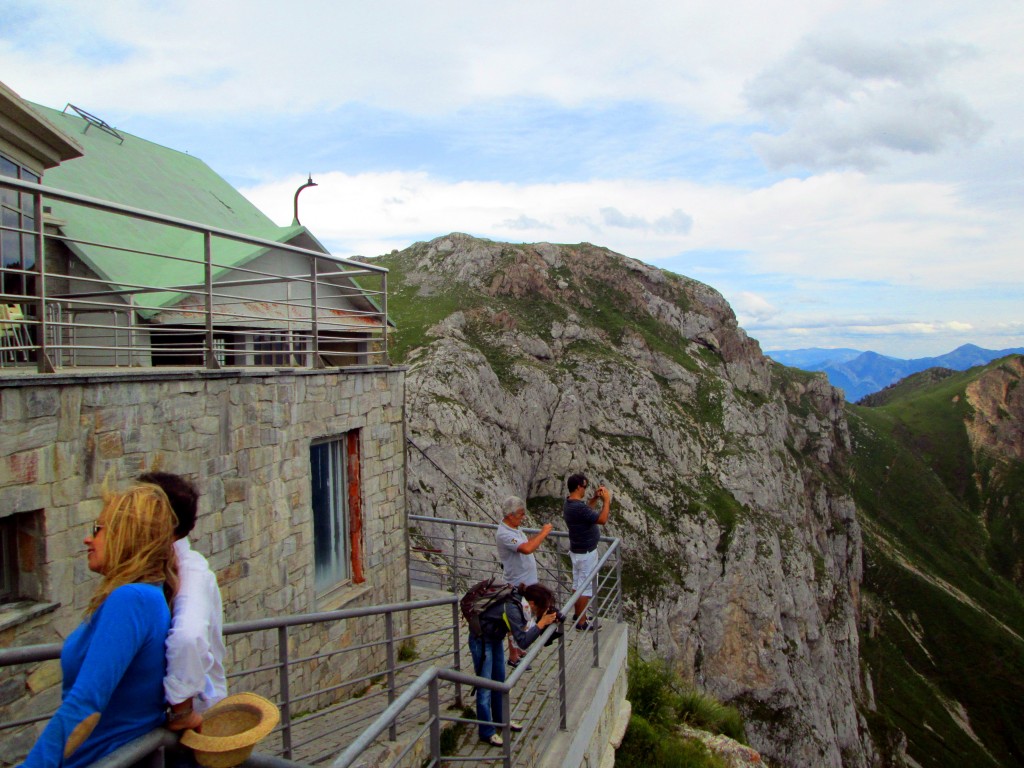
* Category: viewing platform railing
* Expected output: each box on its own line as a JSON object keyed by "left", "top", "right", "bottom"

{"left": 0, "top": 176, "right": 389, "bottom": 374}
{"left": 0, "top": 517, "right": 623, "bottom": 768}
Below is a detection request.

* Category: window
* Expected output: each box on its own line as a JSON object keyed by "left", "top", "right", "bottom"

{"left": 310, "top": 431, "right": 364, "bottom": 591}
{"left": 1, "top": 153, "right": 40, "bottom": 301}
{"left": 254, "top": 331, "right": 305, "bottom": 366}
{"left": 0, "top": 510, "right": 44, "bottom": 604}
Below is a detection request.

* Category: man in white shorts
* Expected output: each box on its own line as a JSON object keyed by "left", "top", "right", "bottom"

{"left": 561, "top": 473, "right": 611, "bottom": 630}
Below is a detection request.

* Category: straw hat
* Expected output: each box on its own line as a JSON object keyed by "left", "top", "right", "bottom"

{"left": 180, "top": 693, "right": 281, "bottom": 768}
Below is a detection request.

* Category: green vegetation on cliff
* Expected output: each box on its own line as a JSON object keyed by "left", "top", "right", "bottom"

{"left": 848, "top": 356, "right": 1024, "bottom": 766}
{"left": 618, "top": 654, "right": 745, "bottom": 768}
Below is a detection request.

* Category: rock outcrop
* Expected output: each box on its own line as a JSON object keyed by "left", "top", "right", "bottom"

{"left": 379, "top": 234, "right": 877, "bottom": 766}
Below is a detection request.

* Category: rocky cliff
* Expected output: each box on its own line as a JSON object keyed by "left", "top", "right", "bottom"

{"left": 376, "top": 234, "right": 877, "bottom": 766}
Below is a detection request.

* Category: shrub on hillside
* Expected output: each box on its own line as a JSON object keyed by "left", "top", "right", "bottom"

{"left": 618, "top": 653, "right": 746, "bottom": 767}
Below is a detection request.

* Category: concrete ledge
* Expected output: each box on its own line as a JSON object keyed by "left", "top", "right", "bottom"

{"left": 539, "top": 622, "right": 630, "bottom": 768}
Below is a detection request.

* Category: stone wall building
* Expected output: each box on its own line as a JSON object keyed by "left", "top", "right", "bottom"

{"left": 0, "top": 81, "right": 408, "bottom": 764}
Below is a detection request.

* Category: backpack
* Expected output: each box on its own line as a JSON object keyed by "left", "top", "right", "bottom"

{"left": 460, "top": 578, "right": 517, "bottom": 638}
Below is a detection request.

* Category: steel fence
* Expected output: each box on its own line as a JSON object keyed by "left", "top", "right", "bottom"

{"left": 359, "top": 515, "right": 623, "bottom": 768}
{"left": 0, "top": 520, "right": 622, "bottom": 768}
{"left": 0, "top": 176, "right": 388, "bottom": 373}
{"left": 0, "top": 596, "right": 458, "bottom": 768}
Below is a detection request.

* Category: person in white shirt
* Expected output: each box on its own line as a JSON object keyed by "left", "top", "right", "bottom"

{"left": 494, "top": 496, "right": 552, "bottom": 666}
{"left": 140, "top": 472, "right": 227, "bottom": 732}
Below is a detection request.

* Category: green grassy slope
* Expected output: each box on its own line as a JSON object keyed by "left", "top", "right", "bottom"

{"left": 847, "top": 357, "right": 1024, "bottom": 766}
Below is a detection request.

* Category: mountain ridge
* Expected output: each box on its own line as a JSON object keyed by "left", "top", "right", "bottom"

{"left": 767, "top": 343, "right": 1024, "bottom": 402}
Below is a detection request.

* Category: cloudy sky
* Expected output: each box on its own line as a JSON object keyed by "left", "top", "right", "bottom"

{"left": 3, "top": 0, "right": 1022, "bottom": 357}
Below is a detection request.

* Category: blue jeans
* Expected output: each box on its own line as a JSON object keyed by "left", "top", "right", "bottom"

{"left": 468, "top": 634, "right": 506, "bottom": 739}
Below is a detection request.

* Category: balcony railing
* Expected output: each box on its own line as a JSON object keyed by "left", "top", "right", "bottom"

{"left": 0, "top": 518, "right": 623, "bottom": 768}
{"left": 0, "top": 176, "right": 389, "bottom": 373}
{"left": 0, "top": 595, "right": 459, "bottom": 767}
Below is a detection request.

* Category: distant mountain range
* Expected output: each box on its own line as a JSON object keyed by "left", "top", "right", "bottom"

{"left": 766, "top": 343, "right": 1024, "bottom": 402}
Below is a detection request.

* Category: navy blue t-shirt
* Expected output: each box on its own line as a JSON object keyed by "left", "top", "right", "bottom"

{"left": 563, "top": 498, "right": 600, "bottom": 553}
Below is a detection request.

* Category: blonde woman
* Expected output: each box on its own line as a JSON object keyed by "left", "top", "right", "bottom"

{"left": 22, "top": 484, "right": 178, "bottom": 768}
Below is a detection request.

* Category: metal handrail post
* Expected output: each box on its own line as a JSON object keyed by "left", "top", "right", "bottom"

{"left": 615, "top": 549, "right": 624, "bottom": 622}
{"left": 501, "top": 689, "right": 512, "bottom": 768}
{"left": 591, "top": 565, "right": 601, "bottom": 668}
{"left": 277, "top": 625, "right": 293, "bottom": 758}
{"left": 451, "top": 601, "right": 463, "bottom": 707}
{"left": 381, "top": 272, "right": 388, "bottom": 363}
{"left": 385, "top": 611, "right": 398, "bottom": 741}
{"left": 309, "top": 256, "right": 324, "bottom": 369}
{"left": 557, "top": 617, "right": 568, "bottom": 730}
{"left": 428, "top": 676, "right": 441, "bottom": 766}
{"left": 451, "top": 522, "right": 459, "bottom": 594}
{"left": 203, "top": 231, "right": 219, "bottom": 369}
{"left": 33, "top": 188, "right": 54, "bottom": 372}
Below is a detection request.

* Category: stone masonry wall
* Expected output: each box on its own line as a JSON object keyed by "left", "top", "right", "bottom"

{"left": 0, "top": 366, "right": 408, "bottom": 765}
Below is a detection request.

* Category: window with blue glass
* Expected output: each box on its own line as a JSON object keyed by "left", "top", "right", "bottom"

{"left": 310, "top": 431, "right": 361, "bottom": 590}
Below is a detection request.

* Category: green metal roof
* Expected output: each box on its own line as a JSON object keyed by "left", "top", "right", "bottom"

{"left": 29, "top": 103, "right": 306, "bottom": 307}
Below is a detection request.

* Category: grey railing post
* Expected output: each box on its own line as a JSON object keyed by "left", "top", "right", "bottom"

{"left": 615, "top": 546, "right": 623, "bottom": 622}
{"left": 452, "top": 601, "right": 463, "bottom": 707}
{"left": 591, "top": 564, "right": 601, "bottom": 668}
{"left": 385, "top": 611, "right": 398, "bottom": 741}
{"left": 451, "top": 522, "right": 460, "bottom": 593}
{"left": 558, "top": 617, "right": 568, "bottom": 730}
{"left": 33, "top": 188, "right": 54, "bottom": 373}
{"left": 381, "top": 272, "right": 388, "bottom": 364}
{"left": 277, "top": 625, "right": 293, "bottom": 758}
{"left": 501, "top": 689, "right": 512, "bottom": 768}
{"left": 309, "top": 255, "right": 324, "bottom": 369}
{"left": 428, "top": 676, "right": 441, "bottom": 765}
{"left": 203, "top": 231, "right": 220, "bottom": 370}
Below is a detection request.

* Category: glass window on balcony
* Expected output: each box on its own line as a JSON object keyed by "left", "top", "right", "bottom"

{"left": 1, "top": 153, "right": 39, "bottom": 301}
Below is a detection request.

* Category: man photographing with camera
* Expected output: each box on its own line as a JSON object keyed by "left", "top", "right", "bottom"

{"left": 562, "top": 473, "right": 612, "bottom": 630}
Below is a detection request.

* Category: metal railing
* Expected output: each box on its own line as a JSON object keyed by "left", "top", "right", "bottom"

{"left": 0, "top": 519, "right": 623, "bottom": 768}
{"left": 0, "top": 176, "right": 389, "bottom": 373}
{"left": 0, "top": 595, "right": 459, "bottom": 767}
{"left": 354, "top": 514, "right": 624, "bottom": 768}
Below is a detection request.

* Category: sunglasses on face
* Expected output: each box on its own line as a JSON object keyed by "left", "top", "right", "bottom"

{"left": 91, "top": 524, "right": 104, "bottom": 537}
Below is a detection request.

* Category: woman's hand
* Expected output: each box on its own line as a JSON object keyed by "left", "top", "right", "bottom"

{"left": 537, "top": 611, "right": 559, "bottom": 629}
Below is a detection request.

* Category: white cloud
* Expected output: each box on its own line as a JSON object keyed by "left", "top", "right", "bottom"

{"left": 600, "top": 207, "right": 693, "bottom": 234}
{"left": 733, "top": 292, "right": 779, "bottom": 324}
{"left": 244, "top": 169, "right": 1022, "bottom": 292}
{"left": 0, "top": 0, "right": 830, "bottom": 119}
{"left": 747, "top": 35, "right": 989, "bottom": 171}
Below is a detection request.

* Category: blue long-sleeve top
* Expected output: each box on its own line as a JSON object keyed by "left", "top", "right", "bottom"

{"left": 21, "top": 583, "right": 171, "bottom": 768}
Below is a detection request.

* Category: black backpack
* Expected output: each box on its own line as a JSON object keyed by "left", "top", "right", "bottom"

{"left": 460, "top": 578, "right": 516, "bottom": 637}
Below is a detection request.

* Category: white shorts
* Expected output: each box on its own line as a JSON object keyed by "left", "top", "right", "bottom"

{"left": 569, "top": 549, "right": 599, "bottom": 598}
